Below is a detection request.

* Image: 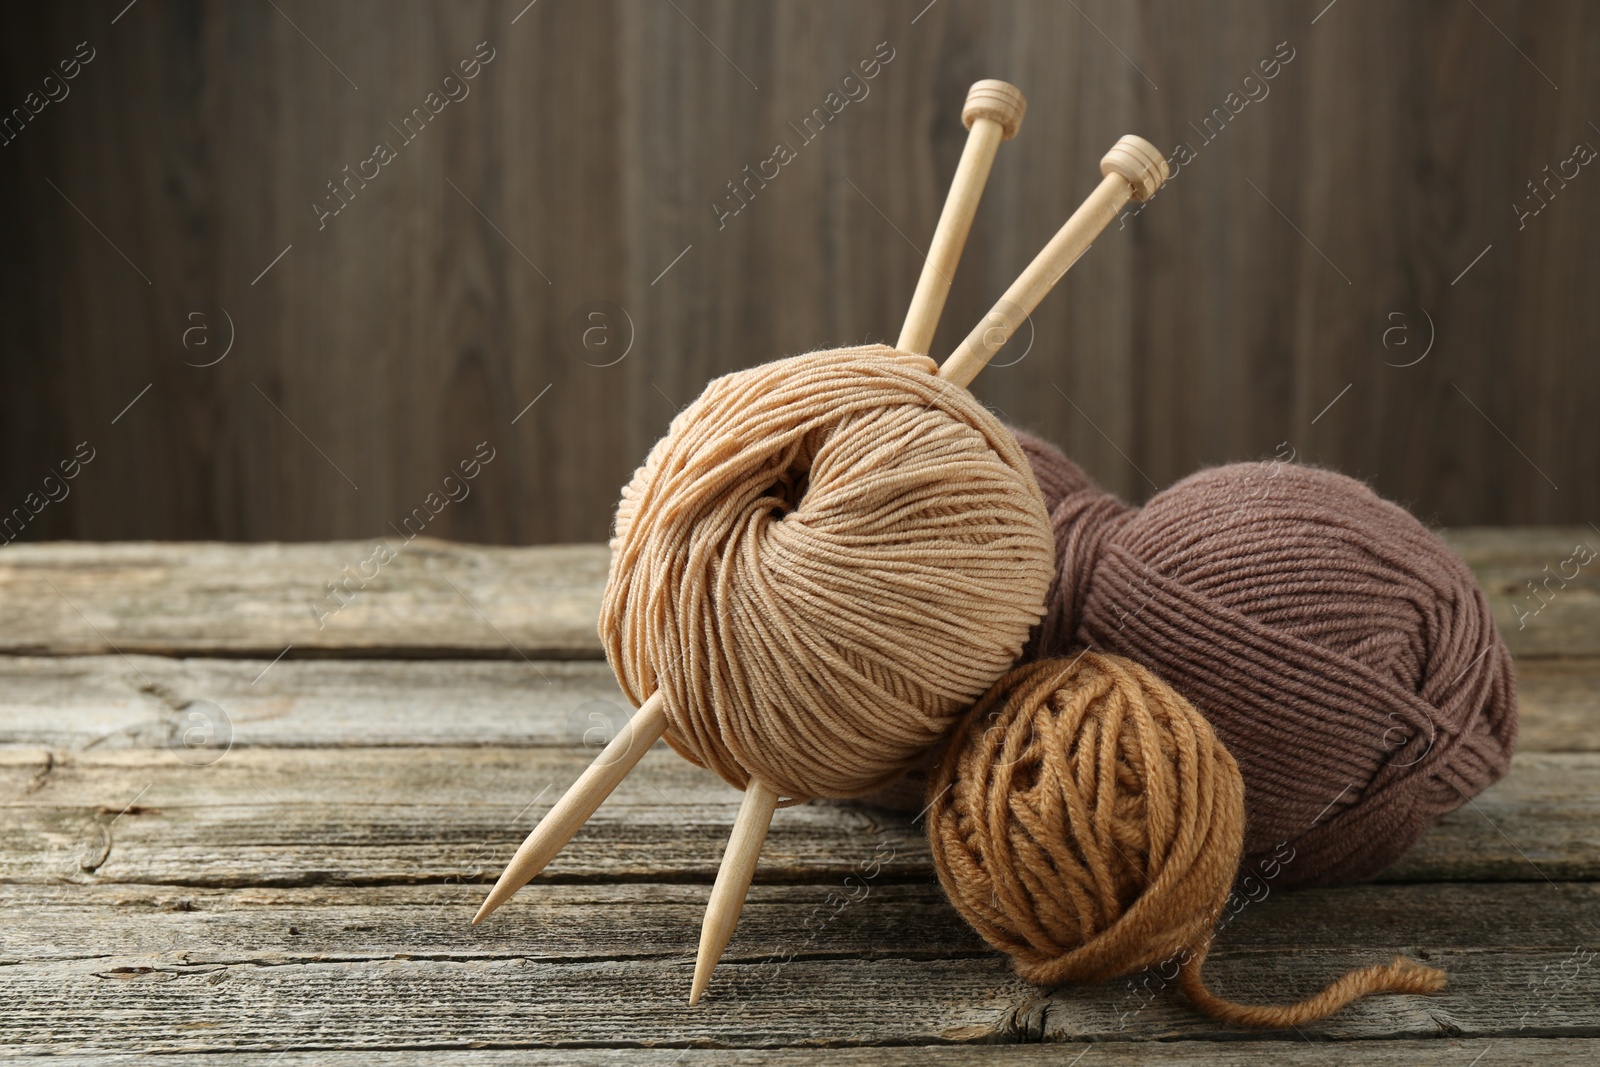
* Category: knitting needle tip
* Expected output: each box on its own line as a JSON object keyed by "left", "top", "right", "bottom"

{"left": 472, "top": 691, "right": 669, "bottom": 924}
{"left": 691, "top": 778, "right": 780, "bottom": 1005}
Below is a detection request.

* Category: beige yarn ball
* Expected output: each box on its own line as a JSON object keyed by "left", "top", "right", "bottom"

{"left": 600, "top": 345, "right": 1055, "bottom": 800}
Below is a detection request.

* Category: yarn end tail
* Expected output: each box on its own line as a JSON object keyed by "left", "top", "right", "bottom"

{"left": 1178, "top": 950, "right": 1447, "bottom": 1028}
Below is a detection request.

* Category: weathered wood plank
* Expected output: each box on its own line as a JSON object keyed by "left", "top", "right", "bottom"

{"left": 2, "top": 749, "right": 1594, "bottom": 886}
{"left": 0, "top": 532, "right": 1593, "bottom": 658}
{"left": 0, "top": 656, "right": 627, "bottom": 751}
{"left": 2, "top": 943, "right": 1596, "bottom": 1053}
{"left": 0, "top": 882, "right": 983, "bottom": 967}
{"left": 2, "top": 881, "right": 1593, "bottom": 966}
{"left": 0, "top": 747, "right": 890, "bottom": 888}
{"left": 0, "top": 532, "right": 1591, "bottom": 1055}
{"left": 0, "top": 653, "right": 1591, "bottom": 753}
{"left": 1456, "top": 528, "right": 1600, "bottom": 658}
{"left": 4, "top": 882, "right": 1598, "bottom": 1051}
{"left": 0, "top": 540, "right": 609, "bottom": 658}
{"left": 1446, "top": 527, "right": 1599, "bottom": 568}
{"left": 16, "top": 1043, "right": 1600, "bottom": 1067}
{"left": 1512, "top": 657, "right": 1600, "bottom": 751}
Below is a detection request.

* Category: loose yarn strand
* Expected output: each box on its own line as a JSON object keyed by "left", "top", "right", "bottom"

{"left": 1176, "top": 943, "right": 1447, "bottom": 1028}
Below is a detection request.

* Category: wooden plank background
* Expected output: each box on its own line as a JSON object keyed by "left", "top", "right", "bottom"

{"left": 3, "top": 535, "right": 1598, "bottom": 1058}
{"left": 2, "top": 0, "right": 1597, "bottom": 543}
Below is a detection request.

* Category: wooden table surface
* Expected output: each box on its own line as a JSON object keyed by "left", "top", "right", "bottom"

{"left": 3, "top": 533, "right": 1597, "bottom": 1064}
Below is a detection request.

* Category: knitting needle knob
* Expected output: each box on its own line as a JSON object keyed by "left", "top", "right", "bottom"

{"left": 1100, "top": 133, "right": 1168, "bottom": 203}
{"left": 896, "top": 80, "right": 1026, "bottom": 357}
{"left": 940, "top": 134, "right": 1168, "bottom": 387}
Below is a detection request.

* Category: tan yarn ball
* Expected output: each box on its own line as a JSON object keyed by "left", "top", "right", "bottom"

{"left": 601, "top": 345, "right": 1055, "bottom": 801}
{"left": 928, "top": 652, "right": 1447, "bottom": 1027}
{"left": 929, "top": 652, "right": 1244, "bottom": 984}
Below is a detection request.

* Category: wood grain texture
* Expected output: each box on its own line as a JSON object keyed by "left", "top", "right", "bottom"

{"left": 0, "top": 652, "right": 1595, "bottom": 753}
{"left": 0, "top": 539, "right": 608, "bottom": 657}
{"left": 16, "top": 1047, "right": 1600, "bottom": 1067}
{"left": 0, "top": 533, "right": 1595, "bottom": 1058}
{"left": 16, "top": 1044, "right": 1600, "bottom": 1067}
{"left": 2, "top": 747, "right": 1595, "bottom": 885}
{"left": 2, "top": 2, "right": 1597, "bottom": 545}
{"left": 4, "top": 880, "right": 1594, "bottom": 966}
{"left": 2, "top": 944, "right": 1597, "bottom": 1052}
{"left": 0, "top": 529, "right": 1594, "bottom": 658}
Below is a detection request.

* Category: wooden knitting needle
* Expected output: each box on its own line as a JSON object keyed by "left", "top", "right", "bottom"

{"left": 938, "top": 134, "right": 1168, "bottom": 388}
{"left": 689, "top": 84, "right": 1027, "bottom": 1005}
{"left": 478, "top": 83, "right": 1031, "bottom": 936}
{"left": 896, "top": 80, "right": 1027, "bottom": 357}
{"left": 687, "top": 133, "right": 1170, "bottom": 1004}
{"left": 472, "top": 691, "right": 668, "bottom": 924}
{"left": 690, "top": 778, "right": 781, "bottom": 1004}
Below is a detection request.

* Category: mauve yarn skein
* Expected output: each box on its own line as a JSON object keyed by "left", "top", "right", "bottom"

{"left": 1012, "top": 428, "right": 1517, "bottom": 886}
{"left": 601, "top": 346, "right": 1055, "bottom": 802}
